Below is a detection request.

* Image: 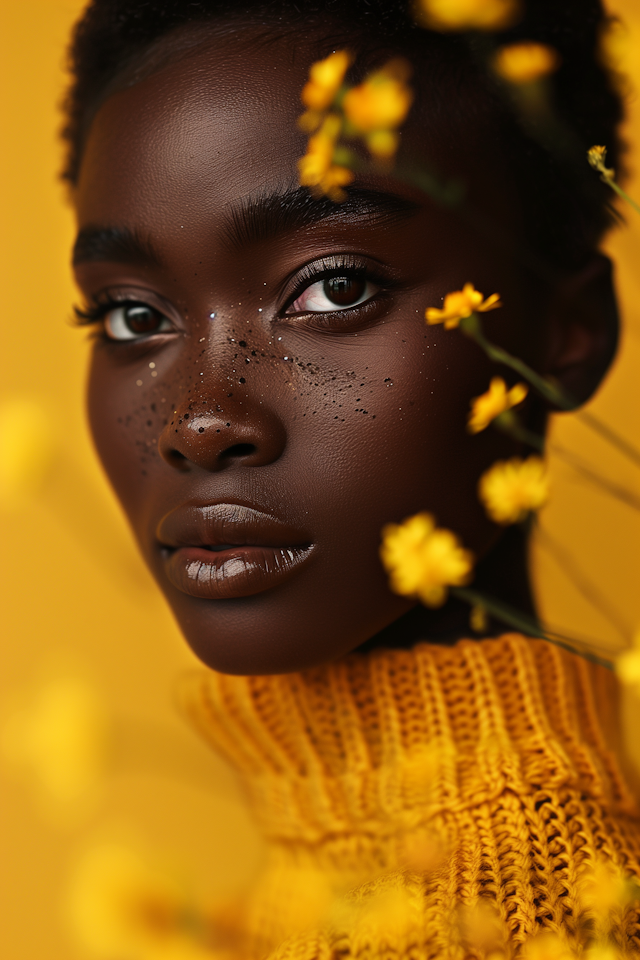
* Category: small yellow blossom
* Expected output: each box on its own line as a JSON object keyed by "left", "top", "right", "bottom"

{"left": 615, "top": 629, "right": 640, "bottom": 695}
{"left": 0, "top": 395, "right": 56, "bottom": 507}
{"left": 415, "top": 0, "right": 521, "bottom": 33}
{"left": 425, "top": 283, "right": 501, "bottom": 328}
{"left": 380, "top": 512, "right": 474, "bottom": 607}
{"left": 468, "top": 377, "right": 528, "bottom": 433}
{"left": 1, "top": 677, "right": 108, "bottom": 805}
{"left": 298, "top": 113, "right": 354, "bottom": 201}
{"left": 343, "top": 59, "right": 413, "bottom": 161}
{"left": 65, "top": 842, "right": 214, "bottom": 960}
{"left": 470, "top": 603, "right": 489, "bottom": 634}
{"left": 301, "top": 50, "right": 351, "bottom": 112}
{"left": 579, "top": 861, "right": 633, "bottom": 919}
{"left": 479, "top": 456, "right": 549, "bottom": 524}
{"left": 458, "top": 900, "right": 506, "bottom": 956}
{"left": 521, "top": 932, "right": 575, "bottom": 960}
{"left": 492, "top": 42, "right": 561, "bottom": 85}
{"left": 588, "top": 144, "right": 615, "bottom": 181}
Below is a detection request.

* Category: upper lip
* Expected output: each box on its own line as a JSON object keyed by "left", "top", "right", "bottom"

{"left": 157, "top": 501, "right": 312, "bottom": 550}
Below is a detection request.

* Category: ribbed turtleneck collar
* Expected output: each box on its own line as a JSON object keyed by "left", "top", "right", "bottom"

{"left": 180, "top": 635, "right": 636, "bottom": 850}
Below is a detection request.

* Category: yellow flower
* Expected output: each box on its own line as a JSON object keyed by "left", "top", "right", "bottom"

{"left": 615, "top": 628, "right": 640, "bottom": 695}
{"left": 1, "top": 677, "right": 108, "bottom": 805}
{"left": 298, "top": 113, "right": 354, "bottom": 201}
{"left": 65, "top": 842, "right": 215, "bottom": 960}
{"left": 380, "top": 512, "right": 474, "bottom": 607}
{"left": 414, "top": 0, "right": 521, "bottom": 33}
{"left": 0, "top": 395, "right": 56, "bottom": 507}
{"left": 343, "top": 59, "right": 413, "bottom": 158}
{"left": 470, "top": 603, "right": 489, "bottom": 634}
{"left": 425, "top": 283, "right": 501, "bottom": 328}
{"left": 301, "top": 50, "right": 351, "bottom": 112}
{"left": 521, "top": 932, "right": 576, "bottom": 960}
{"left": 468, "top": 377, "right": 528, "bottom": 433}
{"left": 579, "top": 861, "right": 633, "bottom": 919}
{"left": 492, "top": 42, "right": 561, "bottom": 85}
{"left": 588, "top": 144, "right": 615, "bottom": 181}
{"left": 479, "top": 456, "right": 549, "bottom": 524}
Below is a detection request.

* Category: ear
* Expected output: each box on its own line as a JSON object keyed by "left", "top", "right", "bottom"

{"left": 543, "top": 252, "right": 619, "bottom": 407}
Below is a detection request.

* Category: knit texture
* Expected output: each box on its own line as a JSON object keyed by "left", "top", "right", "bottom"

{"left": 181, "top": 635, "right": 640, "bottom": 958}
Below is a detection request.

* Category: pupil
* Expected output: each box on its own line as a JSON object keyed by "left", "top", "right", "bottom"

{"left": 323, "top": 277, "right": 365, "bottom": 307}
{"left": 125, "top": 305, "right": 160, "bottom": 333}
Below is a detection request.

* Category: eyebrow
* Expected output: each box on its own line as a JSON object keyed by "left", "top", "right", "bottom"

{"left": 221, "top": 185, "right": 420, "bottom": 249}
{"left": 72, "top": 186, "right": 419, "bottom": 266}
{"left": 72, "top": 226, "right": 161, "bottom": 268}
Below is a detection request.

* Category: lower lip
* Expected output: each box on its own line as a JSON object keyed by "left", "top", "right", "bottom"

{"left": 163, "top": 544, "right": 314, "bottom": 600}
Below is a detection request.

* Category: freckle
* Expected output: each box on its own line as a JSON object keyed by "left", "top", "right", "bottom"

{"left": 227, "top": 393, "right": 233, "bottom": 397}
{"left": 239, "top": 377, "right": 246, "bottom": 383}
{"left": 184, "top": 412, "right": 189, "bottom": 419}
{"left": 216, "top": 428, "right": 220, "bottom": 433}
{"left": 146, "top": 420, "right": 152, "bottom": 426}
{"left": 136, "top": 379, "right": 143, "bottom": 386}
{"left": 239, "top": 340, "right": 247, "bottom": 347}
{"left": 198, "top": 427, "right": 205, "bottom": 433}
{"left": 225, "top": 422, "right": 230, "bottom": 427}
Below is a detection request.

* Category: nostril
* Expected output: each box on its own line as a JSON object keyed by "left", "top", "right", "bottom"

{"left": 220, "top": 442, "right": 258, "bottom": 461}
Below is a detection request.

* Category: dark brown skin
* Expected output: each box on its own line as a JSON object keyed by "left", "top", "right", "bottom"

{"left": 73, "top": 27, "right": 617, "bottom": 675}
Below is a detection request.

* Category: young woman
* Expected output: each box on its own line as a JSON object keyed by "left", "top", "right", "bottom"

{"left": 65, "top": 0, "right": 639, "bottom": 955}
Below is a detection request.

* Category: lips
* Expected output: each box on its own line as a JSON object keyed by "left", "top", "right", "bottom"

{"left": 157, "top": 502, "right": 314, "bottom": 600}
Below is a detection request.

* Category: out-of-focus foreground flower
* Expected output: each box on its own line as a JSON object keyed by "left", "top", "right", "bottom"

{"left": 426, "top": 283, "right": 501, "bottom": 328}
{"left": 343, "top": 59, "right": 414, "bottom": 159}
{"left": 1, "top": 676, "right": 109, "bottom": 807}
{"left": 615, "top": 628, "right": 640, "bottom": 696}
{"left": 0, "top": 395, "right": 56, "bottom": 506}
{"left": 492, "top": 42, "right": 561, "bottom": 85}
{"left": 380, "top": 512, "right": 474, "bottom": 607}
{"left": 65, "top": 842, "right": 226, "bottom": 960}
{"left": 298, "top": 113, "right": 354, "bottom": 201}
{"left": 468, "top": 377, "right": 528, "bottom": 434}
{"left": 414, "top": 0, "right": 521, "bottom": 33}
{"left": 479, "top": 456, "right": 549, "bottom": 524}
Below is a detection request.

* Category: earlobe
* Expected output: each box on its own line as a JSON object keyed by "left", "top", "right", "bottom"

{"left": 544, "top": 252, "right": 619, "bottom": 407}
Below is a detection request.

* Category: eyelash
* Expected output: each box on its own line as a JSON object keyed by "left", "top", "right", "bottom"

{"left": 73, "top": 255, "right": 393, "bottom": 339}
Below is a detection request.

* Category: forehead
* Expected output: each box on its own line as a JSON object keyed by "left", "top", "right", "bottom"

{"left": 75, "top": 32, "right": 315, "bottom": 224}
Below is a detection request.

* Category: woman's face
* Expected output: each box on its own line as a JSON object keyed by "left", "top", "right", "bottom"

{"left": 74, "top": 29, "right": 537, "bottom": 674}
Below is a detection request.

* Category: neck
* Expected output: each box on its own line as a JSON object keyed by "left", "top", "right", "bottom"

{"left": 360, "top": 524, "right": 535, "bottom": 651}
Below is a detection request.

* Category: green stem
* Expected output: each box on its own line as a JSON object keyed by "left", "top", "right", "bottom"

{"left": 461, "top": 313, "right": 640, "bottom": 468}
{"left": 603, "top": 177, "right": 640, "bottom": 217}
{"left": 452, "top": 586, "right": 614, "bottom": 670}
{"left": 493, "top": 415, "right": 640, "bottom": 511}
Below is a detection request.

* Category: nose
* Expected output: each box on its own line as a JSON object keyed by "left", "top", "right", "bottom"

{"left": 158, "top": 394, "right": 286, "bottom": 472}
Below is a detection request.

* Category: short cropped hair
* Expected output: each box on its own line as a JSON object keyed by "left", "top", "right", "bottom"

{"left": 62, "top": 0, "right": 625, "bottom": 270}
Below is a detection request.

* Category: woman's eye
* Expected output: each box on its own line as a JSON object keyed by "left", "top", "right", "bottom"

{"left": 287, "top": 276, "right": 379, "bottom": 314}
{"left": 104, "top": 303, "right": 172, "bottom": 340}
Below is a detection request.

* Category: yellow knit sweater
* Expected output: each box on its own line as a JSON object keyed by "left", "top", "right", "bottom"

{"left": 182, "top": 635, "right": 640, "bottom": 958}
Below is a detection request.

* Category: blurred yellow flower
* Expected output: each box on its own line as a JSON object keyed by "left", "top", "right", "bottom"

{"left": 493, "top": 42, "right": 560, "bottom": 85}
{"left": 301, "top": 50, "right": 351, "bottom": 112}
{"left": 479, "top": 456, "right": 549, "bottom": 524}
{"left": 588, "top": 144, "right": 615, "bottom": 181}
{"left": 468, "top": 377, "right": 528, "bottom": 433}
{"left": 380, "top": 512, "right": 474, "bottom": 607}
{"left": 65, "top": 842, "right": 215, "bottom": 960}
{"left": 425, "top": 283, "right": 501, "bottom": 328}
{"left": 343, "top": 59, "right": 413, "bottom": 160}
{"left": 470, "top": 603, "right": 489, "bottom": 634}
{"left": 0, "top": 395, "right": 56, "bottom": 507}
{"left": 1, "top": 677, "right": 108, "bottom": 805}
{"left": 415, "top": 0, "right": 521, "bottom": 33}
{"left": 298, "top": 113, "right": 354, "bottom": 201}
{"left": 521, "top": 932, "right": 576, "bottom": 960}
{"left": 615, "top": 629, "right": 640, "bottom": 695}
{"left": 578, "top": 861, "right": 632, "bottom": 919}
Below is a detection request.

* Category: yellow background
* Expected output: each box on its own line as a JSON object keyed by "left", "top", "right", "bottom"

{"left": 0, "top": 2, "right": 639, "bottom": 957}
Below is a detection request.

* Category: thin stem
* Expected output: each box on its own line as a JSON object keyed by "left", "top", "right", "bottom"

{"left": 604, "top": 177, "right": 640, "bottom": 217}
{"left": 493, "top": 416, "right": 640, "bottom": 511}
{"left": 534, "top": 524, "right": 632, "bottom": 643}
{"left": 452, "top": 586, "right": 614, "bottom": 670}
{"left": 461, "top": 314, "right": 640, "bottom": 468}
